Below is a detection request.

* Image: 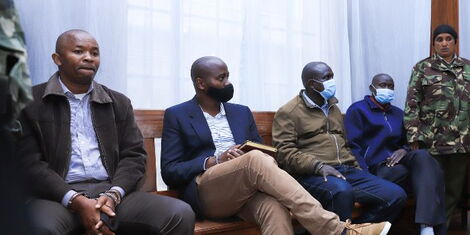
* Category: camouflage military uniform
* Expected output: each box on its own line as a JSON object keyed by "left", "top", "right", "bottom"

{"left": 404, "top": 53, "right": 470, "bottom": 224}
{"left": 404, "top": 53, "right": 470, "bottom": 155}
{"left": 0, "top": 1, "right": 33, "bottom": 234}
{"left": 0, "top": 0, "right": 32, "bottom": 129}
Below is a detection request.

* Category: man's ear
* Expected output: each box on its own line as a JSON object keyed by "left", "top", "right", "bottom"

{"left": 309, "top": 79, "right": 324, "bottom": 92}
{"left": 369, "top": 84, "right": 375, "bottom": 95}
{"left": 196, "top": 77, "right": 206, "bottom": 91}
{"left": 306, "top": 79, "right": 315, "bottom": 90}
{"left": 52, "top": 53, "right": 62, "bottom": 66}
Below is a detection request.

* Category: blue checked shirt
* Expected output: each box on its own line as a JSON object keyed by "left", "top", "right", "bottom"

{"left": 58, "top": 78, "right": 124, "bottom": 206}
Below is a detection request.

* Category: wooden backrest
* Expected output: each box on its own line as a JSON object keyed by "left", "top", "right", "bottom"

{"left": 134, "top": 109, "right": 275, "bottom": 192}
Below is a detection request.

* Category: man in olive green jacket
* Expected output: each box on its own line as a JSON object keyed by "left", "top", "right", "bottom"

{"left": 273, "top": 61, "right": 406, "bottom": 223}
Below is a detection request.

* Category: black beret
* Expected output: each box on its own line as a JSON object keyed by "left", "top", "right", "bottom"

{"left": 433, "top": 24, "right": 458, "bottom": 42}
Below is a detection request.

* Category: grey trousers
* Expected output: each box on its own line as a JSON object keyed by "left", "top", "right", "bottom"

{"left": 29, "top": 181, "right": 195, "bottom": 235}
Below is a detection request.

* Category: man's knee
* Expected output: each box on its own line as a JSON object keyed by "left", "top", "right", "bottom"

{"left": 409, "top": 150, "right": 443, "bottom": 174}
{"left": 118, "top": 193, "right": 195, "bottom": 234}
{"left": 242, "top": 150, "right": 277, "bottom": 168}
{"left": 171, "top": 200, "right": 195, "bottom": 227}
{"left": 302, "top": 176, "right": 353, "bottom": 202}
{"left": 257, "top": 196, "right": 290, "bottom": 218}
{"left": 152, "top": 197, "right": 195, "bottom": 233}
{"left": 386, "top": 183, "right": 407, "bottom": 208}
{"left": 30, "top": 200, "right": 78, "bottom": 235}
{"left": 409, "top": 150, "right": 434, "bottom": 163}
{"left": 329, "top": 179, "right": 354, "bottom": 198}
{"left": 314, "top": 179, "right": 354, "bottom": 205}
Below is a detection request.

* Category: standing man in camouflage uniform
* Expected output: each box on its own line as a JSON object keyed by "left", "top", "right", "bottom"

{"left": 0, "top": 0, "right": 33, "bottom": 234}
{"left": 0, "top": 0, "right": 32, "bottom": 125}
{"left": 404, "top": 24, "right": 470, "bottom": 223}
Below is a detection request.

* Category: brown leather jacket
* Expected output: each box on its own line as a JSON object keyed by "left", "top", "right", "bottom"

{"left": 18, "top": 73, "right": 146, "bottom": 202}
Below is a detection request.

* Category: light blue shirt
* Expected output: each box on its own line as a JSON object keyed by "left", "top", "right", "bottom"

{"left": 302, "top": 91, "right": 330, "bottom": 115}
{"left": 58, "top": 78, "right": 124, "bottom": 207}
{"left": 59, "top": 78, "right": 109, "bottom": 183}
{"left": 201, "top": 103, "right": 236, "bottom": 169}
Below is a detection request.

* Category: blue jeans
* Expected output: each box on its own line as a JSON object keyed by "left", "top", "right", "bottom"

{"left": 299, "top": 165, "right": 406, "bottom": 223}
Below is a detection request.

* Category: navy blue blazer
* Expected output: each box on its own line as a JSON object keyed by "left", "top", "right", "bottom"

{"left": 161, "top": 97, "right": 262, "bottom": 216}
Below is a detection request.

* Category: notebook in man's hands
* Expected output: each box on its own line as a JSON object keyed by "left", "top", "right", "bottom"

{"left": 239, "top": 140, "right": 277, "bottom": 157}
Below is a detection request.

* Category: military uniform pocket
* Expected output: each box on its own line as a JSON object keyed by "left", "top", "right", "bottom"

{"left": 422, "top": 75, "right": 450, "bottom": 110}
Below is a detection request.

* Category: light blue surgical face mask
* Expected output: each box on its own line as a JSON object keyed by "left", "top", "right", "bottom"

{"left": 313, "top": 79, "right": 336, "bottom": 100}
{"left": 372, "top": 85, "right": 394, "bottom": 104}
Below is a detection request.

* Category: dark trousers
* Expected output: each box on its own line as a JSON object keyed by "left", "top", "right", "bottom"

{"left": 433, "top": 153, "right": 469, "bottom": 226}
{"left": 1, "top": 128, "right": 33, "bottom": 235}
{"left": 299, "top": 165, "right": 406, "bottom": 223}
{"left": 30, "top": 181, "right": 195, "bottom": 235}
{"left": 370, "top": 150, "right": 446, "bottom": 234}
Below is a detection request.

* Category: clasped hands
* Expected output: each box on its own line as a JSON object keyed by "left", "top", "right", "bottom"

{"left": 316, "top": 148, "right": 408, "bottom": 181}
{"left": 70, "top": 194, "right": 116, "bottom": 235}
{"left": 205, "top": 145, "right": 246, "bottom": 169}
{"left": 217, "top": 144, "right": 245, "bottom": 163}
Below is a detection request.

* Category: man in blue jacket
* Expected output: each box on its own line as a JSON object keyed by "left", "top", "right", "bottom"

{"left": 345, "top": 73, "right": 446, "bottom": 235}
{"left": 161, "top": 56, "right": 391, "bottom": 235}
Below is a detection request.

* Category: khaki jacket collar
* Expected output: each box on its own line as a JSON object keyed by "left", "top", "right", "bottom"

{"left": 299, "top": 89, "right": 338, "bottom": 109}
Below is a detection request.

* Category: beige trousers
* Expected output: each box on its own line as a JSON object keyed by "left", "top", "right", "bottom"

{"left": 196, "top": 150, "right": 345, "bottom": 235}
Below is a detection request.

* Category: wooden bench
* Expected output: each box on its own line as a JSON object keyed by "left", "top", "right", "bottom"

{"left": 134, "top": 109, "right": 417, "bottom": 234}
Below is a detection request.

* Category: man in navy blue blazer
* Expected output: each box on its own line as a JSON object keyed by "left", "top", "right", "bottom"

{"left": 345, "top": 74, "right": 446, "bottom": 235}
{"left": 161, "top": 56, "right": 391, "bottom": 235}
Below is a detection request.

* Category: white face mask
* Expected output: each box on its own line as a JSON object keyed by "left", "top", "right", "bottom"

{"left": 372, "top": 85, "right": 394, "bottom": 104}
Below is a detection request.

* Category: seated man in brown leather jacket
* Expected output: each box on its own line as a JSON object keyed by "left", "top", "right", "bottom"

{"left": 18, "top": 29, "right": 195, "bottom": 235}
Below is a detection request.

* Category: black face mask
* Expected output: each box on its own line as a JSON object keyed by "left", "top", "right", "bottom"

{"left": 207, "top": 83, "right": 234, "bottom": 102}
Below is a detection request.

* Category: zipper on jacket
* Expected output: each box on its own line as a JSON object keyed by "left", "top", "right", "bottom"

{"left": 331, "top": 134, "right": 341, "bottom": 164}
{"left": 383, "top": 112, "right": 392, "bottom": 132}
{"left": 363, "top": 146, "right": 370, "bottom": 160}
{"left": 324, "top": 104, "right": 341, "bottom": 165}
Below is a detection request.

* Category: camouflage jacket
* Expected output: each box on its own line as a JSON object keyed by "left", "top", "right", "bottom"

{"left": 404, "top": 54, "right": 470, "bottom": 155}
{"left": 0, "top": 0, "right": 32, "bottom": 127}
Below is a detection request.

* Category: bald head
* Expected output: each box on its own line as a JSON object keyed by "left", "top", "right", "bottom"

{"left": 52, "top": 29, "right": 100, "bottom": 94}
{"left": 371, "top": 73, "right": 393, "bottom": 86}
{"left": 301, "top": 62, "right": 332, "bottom": 88}
{"left": 55, "top": 29, "right": 96, "bottom": 54}
{"left": 370, "top": 73, "right": 394, "bottom": 95}
{"left": 190, "top": 56, "right": 227, "bottom": 82}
